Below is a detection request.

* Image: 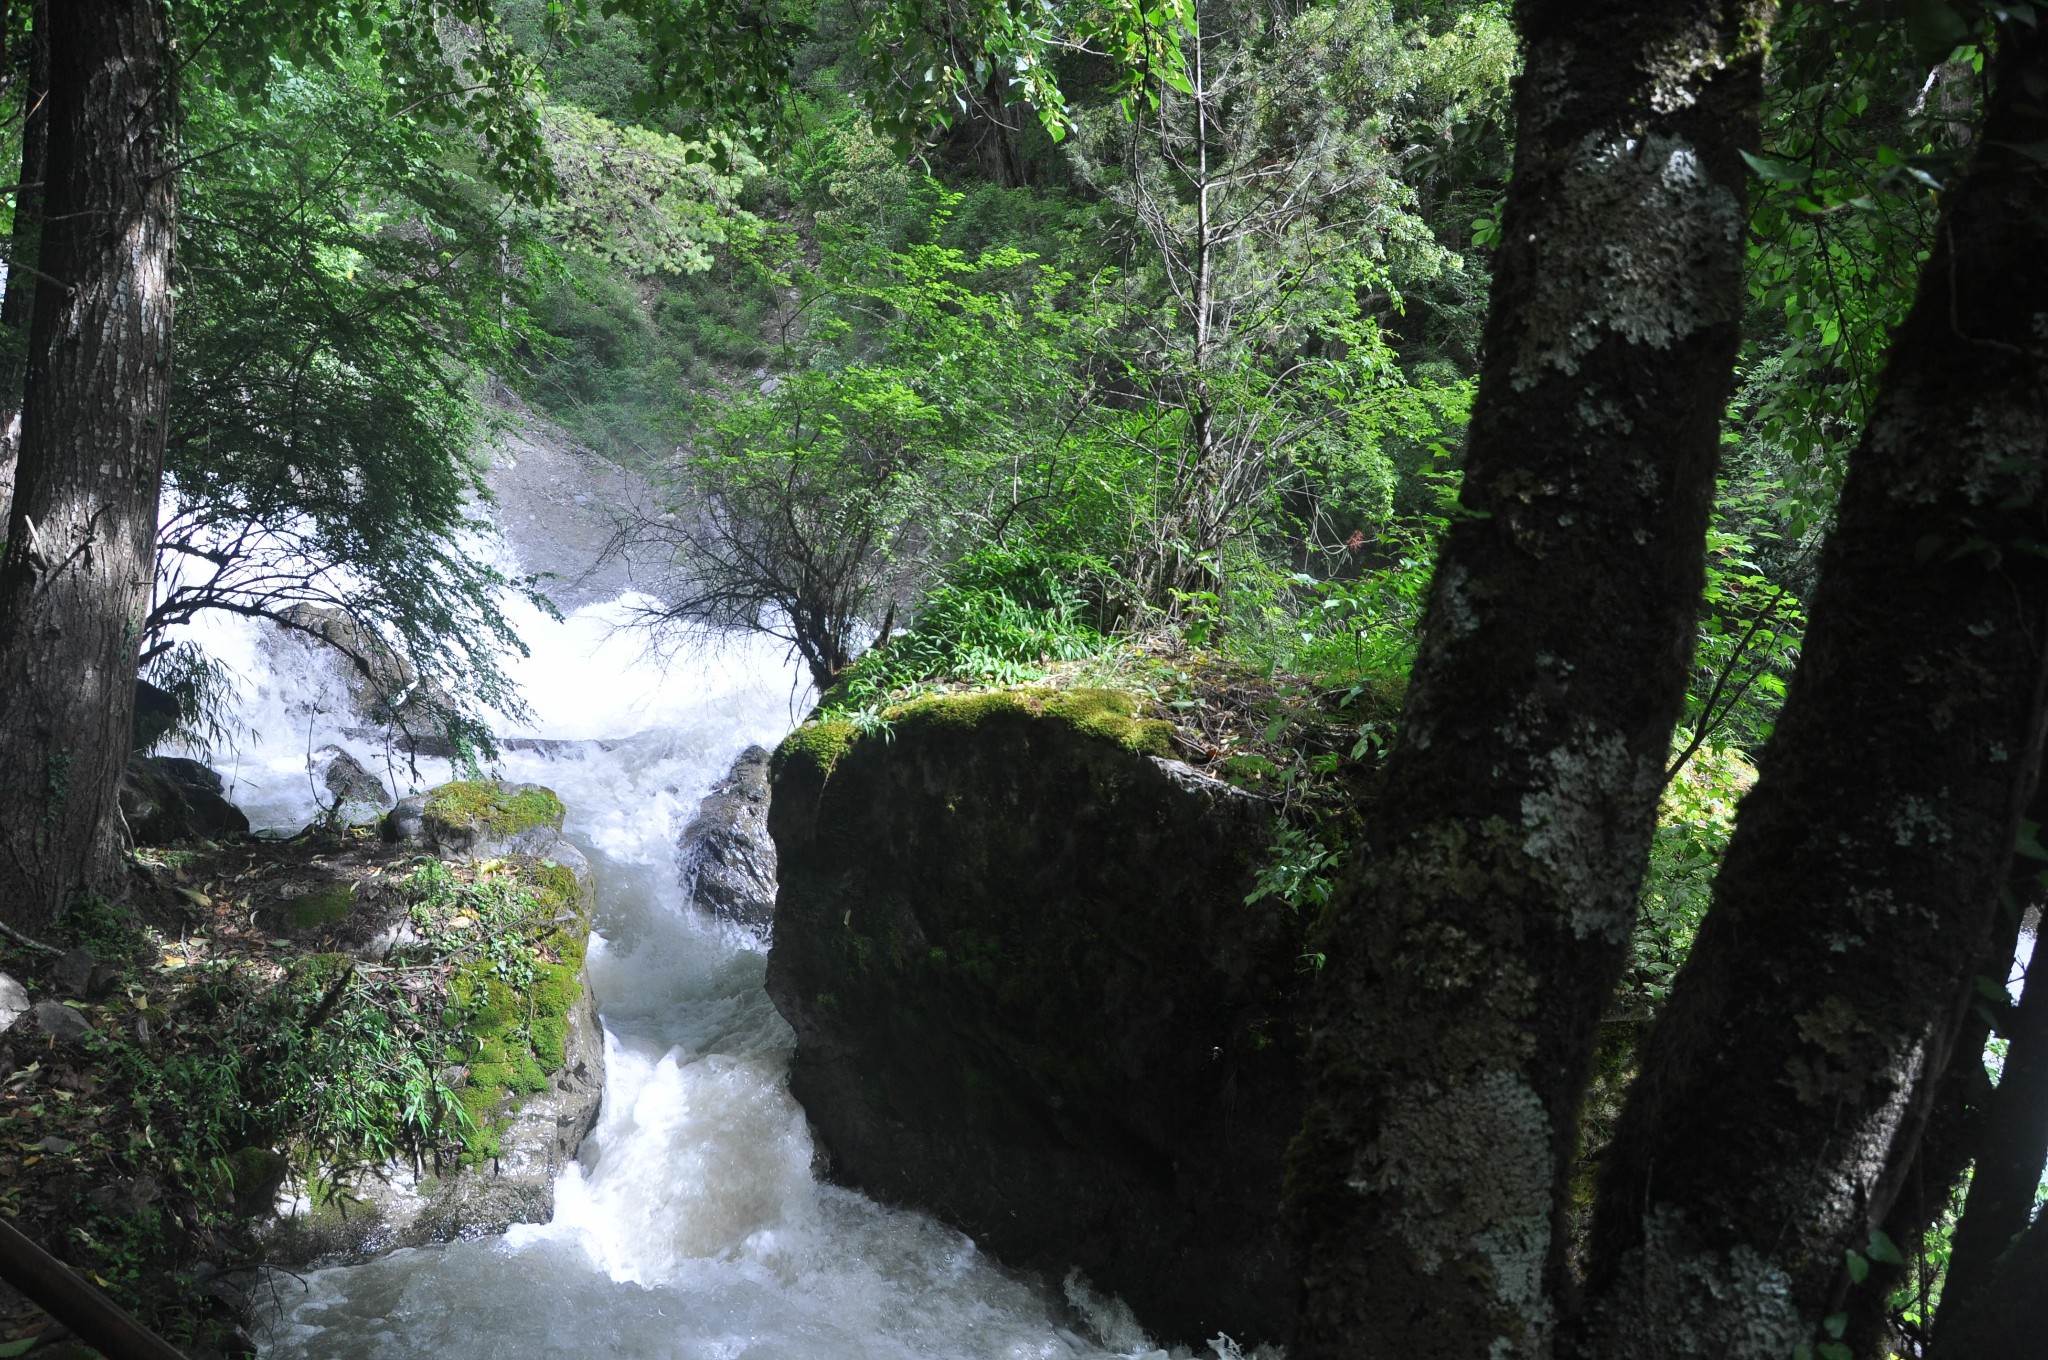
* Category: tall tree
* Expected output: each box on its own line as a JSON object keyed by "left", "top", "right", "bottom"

{"left": 1286, "top": 2, "right": 1774, "bottom": 1357}
{"left": 1937, "top": 941, "right": 2048, "bottom": 1346}
{"left": 0, "top": 0, "right": 176, "bottom": 933}
{"left": 0, "top": 0, "right": 48, "bottom": 485}
{"left": 1578, "top": 12, "right": 2048, "bottom": 1357}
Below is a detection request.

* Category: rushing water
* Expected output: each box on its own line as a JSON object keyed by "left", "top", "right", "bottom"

{"left": 169, "top": 585, "right": 1219, "bottom": 1360}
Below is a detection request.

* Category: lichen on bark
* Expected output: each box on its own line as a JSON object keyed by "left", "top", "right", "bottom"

{"left": 1288, "top": 3, "right": 1776, "bottom": 1357}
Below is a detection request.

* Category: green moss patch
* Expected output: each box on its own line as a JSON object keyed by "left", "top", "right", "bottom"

{"left": 781, "top": 686, "right": 1172, "bottom": 782}
{"left": 287, "top": 881, "right": 356, "bottom": 929}
{"left": 775, "top": 716, "right": 859, "bottom": 779}
{"left": 408, "top": 855, "right": 591, "bottom": 1161}
{"left": 422, "top": 780, "right": 566, "bottom": 841}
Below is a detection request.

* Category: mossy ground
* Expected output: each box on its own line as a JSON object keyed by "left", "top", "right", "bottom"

{"left": 0, "top": 806, "right": 591, "bottom": 1354}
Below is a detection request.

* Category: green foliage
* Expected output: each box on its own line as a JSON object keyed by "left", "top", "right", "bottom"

{"left": 1627, "top": 741, "right": 1756, "bottom": 1012}
{"left": 177, "top": 0, "right": 552, "bottom": 193}
{"left": 1732, "top": 4, "right": 1971, "bottom": 533}
{"left": 112, "top": 946, "right": 466, "bottom": 1200}
{"left": 831, "top": 547, "right": 1119, "bottom": 706}
{"left": 1681, "top": 487, "right": 1809, "bottom": 753}
{"left": 158, "top": 47, "right": 554, "bottom": 751}
{"left": 529, "top": 105, "right": 759, "bottom": 276}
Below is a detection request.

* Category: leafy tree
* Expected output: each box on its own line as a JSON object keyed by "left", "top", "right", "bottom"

{"left": 1066, "top": 0, "right": 1509, "bottom": 606}
{"left": 627, "top": 191, "right": 1118, "bottom": 688}
{"left": 149, "top": 52, "right": 562, "bottom": 754}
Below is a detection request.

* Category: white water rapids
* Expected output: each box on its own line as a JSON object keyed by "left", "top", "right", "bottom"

{"left": 169, "top": 578, "right": 1230, "bottom": 1359}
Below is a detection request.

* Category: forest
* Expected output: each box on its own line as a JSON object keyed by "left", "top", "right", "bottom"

{"left": 0, "top": 0, "right": 2040, "bottom": 1357}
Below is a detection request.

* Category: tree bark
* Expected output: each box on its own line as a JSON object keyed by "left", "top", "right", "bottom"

{"left": 1925, "top": 1208, "right": 2047, "bottom": 1360}
{"left": 0, "top": 0, "right": 48, "bottom": 499}
{"left": 1578, "top": 18, "right": 2048, "bottom": 1359}
{"left": 0, "top": 0, "right": 176, "bottom": 933}
{"left": 1286, "top": 3, "right": 1771, "bottom": 1358}
{"left": 1936, "top": 924, "right": 2048, "bottom": 1339}
{"left": 1841, "top": 922, "right": 2009, "bottom": 1358}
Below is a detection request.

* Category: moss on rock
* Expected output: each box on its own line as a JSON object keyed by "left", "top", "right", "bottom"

{"left": 764, "top": 682, "right": 1296, "bottom": 1347}
{"left": 421, "top": 781, "right": 566, "bottom": 854}
{"left": 777, "top": 687, "right": 1171, "bottom": 786}
{"left": 430, "top": 854, "right": 593, "bottom": 1161}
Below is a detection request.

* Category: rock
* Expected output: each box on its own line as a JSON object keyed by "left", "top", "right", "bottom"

{"left": 419, "top": 780, "right": 567, "bottom": 860}
{"left": 311, "top": 745, "right": 392, "bottom": 826}
{"left": 50, "top": 948, "right": 117, "bottom": 1000}
{"left": 765, "top": 688, "right": 1299, "bottom": 1349}
{"left": 89, "top": 1175, "right": 161, "bottom": 1216}
{"left": 269, "top": 604, "right": 454, "bottom": 728}
{"left": 679, "top": 745, "right": 778, "bottom": 930}
{"left": 382, "top": 794, "right": 427, "bottom": 843}
{"left": 121, "top": 755, "right": 251, "bottom": 845}
{"left": 262, "top": 845, "right": 603, "bottom": 1268}
{"left": 132, "top": 677, "right": 182, "bottom": 753}
{"left": 224, "top": 1147, "right": 289, "bottom": 1217}
{"left": 0, "top": 972, "right": 26, "bottom": 1032}
{"left": 33, "top": 999, "right": 95, "bottom": 1043}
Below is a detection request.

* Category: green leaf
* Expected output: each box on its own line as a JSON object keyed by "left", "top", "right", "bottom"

{"left": 1818, "top": 1345, "right": 1853, "bottom": 1360}
{"left": 1845, "top": 1249, "right": 1870, "bottom": 1283}
{"left": 1867, "top": 1228, "right": 1907, "bottom": 1266}
{"left": 0, "top": 1340, "right": 37, "bottom": 1358}
{"left": 1742, "top": 150, "right": 1812, "bottom": 184}
{"left": 1824, "top": 1312, "right": 1849, "bottom": 1340}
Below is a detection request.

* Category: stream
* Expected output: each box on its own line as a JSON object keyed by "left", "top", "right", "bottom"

{"left": 168, "top": 582, "right": 1199, "bottom": 1360}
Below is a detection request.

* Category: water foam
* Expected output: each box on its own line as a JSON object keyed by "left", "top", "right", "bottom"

{"left": 198, "top": 587, "right": 1224, "bottom": 1359}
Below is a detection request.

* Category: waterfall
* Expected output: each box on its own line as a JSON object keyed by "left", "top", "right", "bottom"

{"left": 175, "top": 573, "right": 1210, "bottom": 1358}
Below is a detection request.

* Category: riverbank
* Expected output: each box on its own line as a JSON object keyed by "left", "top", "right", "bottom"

{"left": 0, "top": 783, "right": 598, "bottom": 1357}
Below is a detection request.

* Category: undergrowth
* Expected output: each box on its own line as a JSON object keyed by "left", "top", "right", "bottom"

{"left": 0, "top": 833, "right": 588, "bottom": 1352}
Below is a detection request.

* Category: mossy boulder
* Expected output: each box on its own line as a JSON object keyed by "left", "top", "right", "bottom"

{"left": 263, "top": 833, "right": 603, "bottom": 1268}
{"left": 765, "top": 686, "right": 1304, "bottom": 1348}
{"left": 419, "top": 780, "right": 566, "bottom": 859}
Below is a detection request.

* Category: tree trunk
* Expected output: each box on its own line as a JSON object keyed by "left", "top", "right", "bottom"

{"left": 0, "top": 0, "right": 176, "bottom": 934}
{"left": 1578, "top": 18, "right": 2048, "bottom": 1359}
{"left": 1936, "top": 924, "right": 2048, "bottom": 1339}
{"left": 0, "top": 0, "right": 48, "bottom": 500}
{"left": 1924, "top": 1209, "right": 2047, "bottom": 1360}
{"left": 1286, "top": 3, "right": 1771, "bottom": 1358}
{"left": 1841, "top": 929, "right": 2006, "bottom": 1358}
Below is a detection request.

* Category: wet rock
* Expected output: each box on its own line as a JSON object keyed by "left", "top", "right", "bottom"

{"left": 311, "top": 745, "right": 392, "bottom": 826}
{"left": 33, "top": 999, "right": 95, "bottom": 1044}
{"left": 0, "top": 972, "right": 26, "bottom": 1032}
{"left": 262, "top": 846, "right": 603, "bottom": 1269}
{"left": 89, "top": 1174, "right": 161, "bottom": 1217}
{"left": 269, "top": 604, "right": 454, "bottom": 728}
{"left": 121, "top": 756, "right": 251, "bottom": 845}
{"left": 224, "top": 1147, "right": 289, "bottom": 1217}
{"left": 766, "top": 688, "right": 1297, "bottom": 1349}
{"left": 679, "top": 745, "right": 778, "bottom": 931}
